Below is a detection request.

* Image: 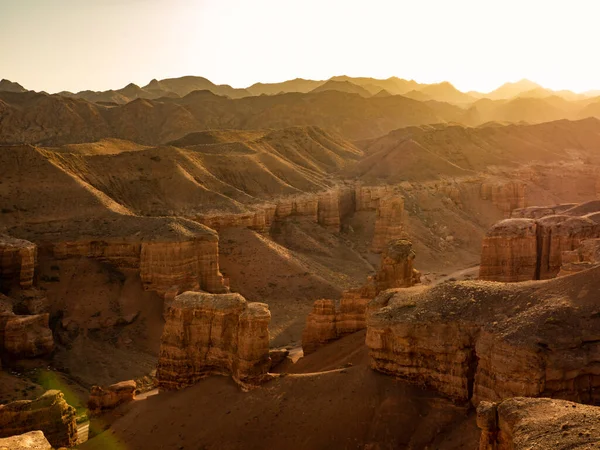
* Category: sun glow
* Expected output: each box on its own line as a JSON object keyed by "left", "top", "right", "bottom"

{"left": 2, "top": 0, "right": 600, "bottom": 94}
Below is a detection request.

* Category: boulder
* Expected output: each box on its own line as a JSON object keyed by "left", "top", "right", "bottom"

{"left": 87, "top": 380, "right": 136, "bottom": 416}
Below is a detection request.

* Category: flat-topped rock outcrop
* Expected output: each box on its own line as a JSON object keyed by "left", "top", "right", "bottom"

{"left": 0, "top": 390, "right": 77, "bottom": 448}
{"left": 367, "top": 267, "right": 600, "bottom": 405}
{"left": 15, "top": 216, "right": 228, "bottom": 296}
{"left": 478, "top": 397, "right": 600, "bottom": 449}
{"left": 157, "top": 292, "right": 271, "bottom": 390}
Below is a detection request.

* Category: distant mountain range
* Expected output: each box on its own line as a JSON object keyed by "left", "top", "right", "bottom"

{"left": 3, "top": 75, "right": 599, "bottom": 106}
{"left": 3, "top": 75, "right": 600, "bottom": 146}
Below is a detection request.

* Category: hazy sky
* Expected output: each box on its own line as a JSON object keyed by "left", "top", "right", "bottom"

{"left": 2, "top": 0, "right": 599, "bottom": 94}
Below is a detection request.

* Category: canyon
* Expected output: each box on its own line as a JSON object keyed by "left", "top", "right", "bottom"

{"left": 4, "top": 77, "right": 600, "bottom": 448}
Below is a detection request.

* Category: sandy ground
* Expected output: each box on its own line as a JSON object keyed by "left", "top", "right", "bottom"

{"left": 80, "top": 331, "right": 479, "bottom": 450}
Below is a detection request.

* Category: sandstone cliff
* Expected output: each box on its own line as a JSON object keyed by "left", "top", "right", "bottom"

{"left": 480, "top": 203, "right": 600, "bottom": 282}
{"left": 478, "top": 397, "right": 600, "bottom": 450}
{"left": 303, "top": 240, "right": 419, "bottom": 354}
{"left": 0, "top": 234, "right": 36, "bottom": 291}
{"left": 157, "top": 292, "right": 271, "bottom": 390}
{"left": 480, "top": 181, "right": 526, "bottom": 218}
{"left": 371, "top": 197, "right": 406, "bottom": 252}
{"left": 367, "top": 268, "right": 600, "bottom": 405}
{"left": 301, "top": 299, "right": 337, "bottom": 355}
{"left": 87, "top": 380, "right": 136, "bottom": 416}
{"left": 375, "top": 239, "right": 420, "bottom": 290}
{"left": 27, "top": 217, "right": 229, "bottom": 296}
{"left": 558, "top": 238, "right": 600, "bottom": 276}
{"left": 0, "top": 390, "right": 77, "bottom": 448}
{"left": 479, "top": 219, "right": 539, "bottom": 282}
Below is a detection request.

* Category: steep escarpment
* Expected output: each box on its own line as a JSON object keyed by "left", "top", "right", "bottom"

{"left": 157, "top": 292, "right": 271, "bottom": 389}
{"left": 0, "top": 390, "right": 77, "bottom": 448}
{"left": 480, "top": 201, "right": 600, "bottom": 282}
{"left": 477, "top": 398, "right": 600, "bottom": 450}
{"left": 15, "top": 216, "right": 228, "bottom": 296}
{"left": 367, "top": 267, "right": 600, "bottom": 405}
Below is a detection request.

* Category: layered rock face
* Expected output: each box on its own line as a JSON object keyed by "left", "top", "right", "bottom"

{"left": 196, "top": 187, "right": 355, "bottom": 234}
{"left": 367, "top": 268, "right": 600, "bottom": 405}
{"left": 480, "top": 181, "right": 526, "bottom": 218}
{"left": 0, "top": 390, "right": 77, "bottom": 448}
{"left": 302, "top": 299, "right": 337, "bottom": 355}
{"left": 37, "top": 218, "right": 229, "bottom": 296}
{"left": 477, "top": 398, "right": 600, "bottom": 450}
{"left": 480, "top": 202, "right": 600, "bottom": 282}
{"left": 537, "top": 215, "right": 600, "bottom": 279}
{"left": 157, "top": 292, "right": 271, "bottom": 390}
{"left": 558, "top": 238, "right": 600, "bottom": 276}
{"left": 371, "top": 197, "right": 406, "bottom": 252}
{"left": 0, "top": 431, "right": 52, "bottom": 450}
{"left": 303, "top": 240, "right": 419, "bottom": 354}
{"left": 87, "top": 380, "right": 136, "bottom": 416}
{"left": 0, "top": 312, "right": 54, "bottom": 358}
{"left": 375, "top": 239, "right": 420, "bottom": 290}
{"left": 0, "top": 235, "right": 36, "bottom": 291}
{"left": 479, "top": 219, "right": 539, "bottom": 282}
{"left": 354, "top": 185, "right": 394, "bottom": 211}
{"left": 139, "top": 239, "right": 227, "bottom": 294}
{"left": 0, "top": 293, "right": 53, "bottom": 359}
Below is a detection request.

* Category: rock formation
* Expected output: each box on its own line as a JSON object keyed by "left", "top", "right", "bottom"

{"left": 37, "top": 217, "right": 229, "bottom": 296}
{"left": 0, "top": 235, "right": 36, "bottom": 291}
{"left": 87, "top": 380, "right": 136, "bottom": 416}
{"left": 371, "top": 196, "right": 406, "bottom": 252}
{"left": 302, "top": 299, "right": 338, "bottom": 355}
{"left": 367, "top": 267, "right": 600, "bottom": 405}
{"left": 197, "top": 187, "right": 355, "bottom": 234}
{"left": 480, "top": 202, "right": 600, "bottom": 282}
{"left": 477, "top": 398, "right": 600, "bottom": 450}
{"left": 303, "top": 240, "right": 419, "bottom": 354}
{"left": 0, "top": 293, "right": 53, "bottom": 359}
{"left": 0, "top": 311, "right": 54, "bottom": 359}
{"left": 0, "top": 431, "right": 52, "bottom": 450}
{"left": 537, "top": 215, "right": 600, "bottom": 279}
{"left": 157, "top": 292, "right": 271, "bottom": 390}
{"left": 479, "top": 219, "right": 539, "bottom": 282}
{"left": 480, "top": 180, "right": 526, "bottom": 218}
{"left": 375, "top": 239, "right": 420, "bottom": 290}
{"left": 0, "top": 390, "right": 77, "bottom": 448}
{"left": 558, "top": 238, "right": 600, "bottom": 276}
